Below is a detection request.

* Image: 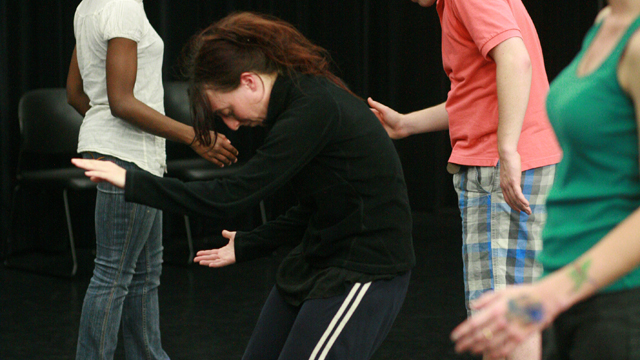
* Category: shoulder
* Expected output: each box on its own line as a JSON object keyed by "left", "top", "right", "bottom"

{"left": 594, "top": 6, "right": 611, "bottom": 25}
{"left": 291, "top": 76, "right": 344, "bottom": 109}
{"left": 619, "top": 26, "right": 640, "bottom": 100}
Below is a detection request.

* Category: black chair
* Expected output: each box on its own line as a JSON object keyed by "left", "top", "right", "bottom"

{"left": 163, "top": 81, "right": 267, "bottom": 264}
{"left": 4, "top": 88, "right": 97, "bottom": 277}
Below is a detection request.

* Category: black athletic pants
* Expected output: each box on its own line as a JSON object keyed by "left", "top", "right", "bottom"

{"left": 242, "top": 271, "right": 411, "bottom": 360}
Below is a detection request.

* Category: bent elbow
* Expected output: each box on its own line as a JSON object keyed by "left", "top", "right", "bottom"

{"left": 108, "top": 97, "right": 128, "bottom": 119}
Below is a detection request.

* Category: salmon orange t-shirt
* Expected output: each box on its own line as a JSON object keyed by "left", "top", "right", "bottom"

{"left": 436, "top": 0, "right": 561, "bottom": 170}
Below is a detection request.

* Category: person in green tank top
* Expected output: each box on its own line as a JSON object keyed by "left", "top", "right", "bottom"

{"left": 450, "top": 2, "right": 640, "bottom": 359}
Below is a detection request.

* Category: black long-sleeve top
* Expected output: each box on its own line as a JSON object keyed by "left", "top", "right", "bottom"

{"left": 125, "top": 74, "right": 415, "bottom": 305}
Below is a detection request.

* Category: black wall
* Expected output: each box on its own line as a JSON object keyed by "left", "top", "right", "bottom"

{"left": 0, "top": 0, "right": 602, "bottom": 255}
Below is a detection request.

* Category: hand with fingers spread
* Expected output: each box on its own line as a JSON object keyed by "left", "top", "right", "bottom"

{"left": 191, "top": 132, "right": 239, "bottom": 167}
{"left": 193, "top": 230, "right": 236, "bottom": 268}
{"left": 72, "top": 158, "right": 127, "bottom": 188}
{"left": 499, "top": 151, "right": 531, "bottom": 215}
{"left": 451, "top": 284, "right": 560, "bottom": 359}
{"left": 367, "top": 97, "right": 408, "bottom": 139}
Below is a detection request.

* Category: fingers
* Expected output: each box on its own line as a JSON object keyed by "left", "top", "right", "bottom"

{"left": 196, "top": 134, "right": 239, "bottom": 166}
{"left": 72, "top": 158, "right": 126, "bottom": 188}
{"left": 194, "top": 249, "right": 220, "bottom": 263}
{"left": 452, "top": 312, "right": 509, "bottom": 356}
{"left": 194, "top": 249, "right": 233, "bottom": 268}
{"left": 452, "top": 288, "right": 546, "bottom": 358}
{"left": 198, "top": 259, "right": 232, "bottom": 268}
{"left": 217, "top": 134, "right": 239, "bottom": 155}
{"left": 502, "top": 184, "right": 531, "bottom": 215}
{"left": 72, "top": 158, "right": 109, "bottom": 171}
{"left": 212, "top": 145, "right": 238, "bottom": 164}
{"left": 469, "top": 291, "right": 499, "bottom": 310}
{"left": 367, "top": 97, "right": 386, "bottom": 112}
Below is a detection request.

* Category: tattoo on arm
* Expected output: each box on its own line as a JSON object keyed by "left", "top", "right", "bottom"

{"left": 507, "top": 296, "right": 544, "bottom": 325}
{"left": 569, "top": 259, "right": 596, "bottom": 292}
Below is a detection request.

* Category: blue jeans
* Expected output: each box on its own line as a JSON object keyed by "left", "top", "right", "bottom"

{"left": 76, "top": 154, "right": 169, "bottom": 360}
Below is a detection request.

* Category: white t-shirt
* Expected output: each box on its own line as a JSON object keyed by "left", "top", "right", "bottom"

{"left": 74, "top": 0, "right": 166, "bottom": 176}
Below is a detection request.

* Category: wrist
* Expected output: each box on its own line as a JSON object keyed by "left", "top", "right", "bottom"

{"left": 396, "top": 114, "right": 412, "bottom": 138}
{"left": 533, "top": 277, "right": 568, "bottom": 323}
{"left": 188, "top": 134, "right": 198, "bottom": 147}
{"left": 498, "top": 145, "right": 518, "bottom": 158}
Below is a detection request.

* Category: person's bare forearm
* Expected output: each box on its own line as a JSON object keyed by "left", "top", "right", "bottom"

{"left": 402, "top": 101, "right": 449, "bottom": 135}
{"left": 541, "top": 207, "right": 640, "bottom": 315}
{"left": 109, "top": 95, "right": 195, "bottom": 145}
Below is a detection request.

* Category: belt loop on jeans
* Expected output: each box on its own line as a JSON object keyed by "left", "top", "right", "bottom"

{"left": 446, "top": 162, "right": 463, "bottom": 174}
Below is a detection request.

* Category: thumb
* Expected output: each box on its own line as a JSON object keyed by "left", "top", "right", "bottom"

{"left": 221, "top": 230, "right": 235, "bottom": 241}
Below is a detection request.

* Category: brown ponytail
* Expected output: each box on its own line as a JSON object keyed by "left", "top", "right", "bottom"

{"left": 181, "top": 11, "right": 355, "bottom": 146}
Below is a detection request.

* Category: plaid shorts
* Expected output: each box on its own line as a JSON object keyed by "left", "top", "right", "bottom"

{"left": 453, "top": 163, "right": 555, "bottom": 315}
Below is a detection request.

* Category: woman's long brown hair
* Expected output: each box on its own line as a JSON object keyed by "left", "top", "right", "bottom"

{"left": 181, "top": 11, "right": 355, "bottom": 146}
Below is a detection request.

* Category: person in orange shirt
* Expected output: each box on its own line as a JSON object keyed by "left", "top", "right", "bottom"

{"left": 368, "top": 0, "right": 561, "bottom": 359}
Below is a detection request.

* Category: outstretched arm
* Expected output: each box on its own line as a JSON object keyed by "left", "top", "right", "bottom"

{"left": 367, "top": 98, "right": 449, "bottom": 139}
{"left": 194, "top": 230, "right": 237, "bottom": 267}
{"left": 72, "top": 158, "right": 127, "bottom": 188}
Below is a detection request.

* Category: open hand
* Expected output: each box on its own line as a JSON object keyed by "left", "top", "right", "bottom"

{"left": 71, "top": 158, "right": 126, "bottom": 188}
{"left": 367, "top": 97, "right": 408, "bottom": 139}
{"left": 193, "top": 230, "right": 237, "bottom": 268}
{"left": 451, "top": 284, "right": 558, "bottom": 359}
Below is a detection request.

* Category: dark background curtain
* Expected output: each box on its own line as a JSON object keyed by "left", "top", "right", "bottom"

{"left": 0, "top": 0, "right": 602, "bottom": 257}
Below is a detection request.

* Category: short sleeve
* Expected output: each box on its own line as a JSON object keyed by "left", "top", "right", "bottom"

{"left": 450, "top": 0, "right": 521, "bottom": 57}
{"left": 100, "top": 0, "right": 146, "bottom": 42}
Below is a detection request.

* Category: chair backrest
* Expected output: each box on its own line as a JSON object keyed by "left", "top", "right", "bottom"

{"left": 164, "top": 81, "right": 198, "bottom": 160}
{"left": 18, "top": 88, "right": 84, "bottom": 155}
{"left": 164, "top": 81, "right": 191, "bottom": 126}
{"left": 162, "top": 80, "right": 257, "bottom": 163}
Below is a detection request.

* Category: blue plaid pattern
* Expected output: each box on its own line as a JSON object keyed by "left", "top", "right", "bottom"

{"left": 453, "top": 163, "right": 555, "bottom": 315}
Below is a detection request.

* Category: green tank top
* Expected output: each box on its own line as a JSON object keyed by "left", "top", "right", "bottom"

{"left": 542, "top": 15, "right": 640, "bottom": 292}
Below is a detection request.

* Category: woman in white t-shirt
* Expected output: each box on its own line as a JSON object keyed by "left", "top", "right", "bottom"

{"left": 66, "top": 0, "right": 237, "bottom": 358}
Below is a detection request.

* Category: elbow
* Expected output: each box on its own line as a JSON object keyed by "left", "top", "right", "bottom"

{"left": 107, "top": 93, "right": 136, "bottom": 119}
{"left": 109, "top": 102, "right": 125, "bottom": 119}
{"left": 108, "top": 97, "right": 129, "bottom": 119}
{"left": 519, "top": 54, "right": 532, "bottom": 76}
{"left": 66, "top": 90, "right": 83, "bottom": 114}
{"left": 503, "top": 51, "right": 531, "bottom": 75}
{"left": 66, "top": 94, "right": 76, "bottom": 108}
{"left": 66, "top": 86, "right": 78, "bottom": 107}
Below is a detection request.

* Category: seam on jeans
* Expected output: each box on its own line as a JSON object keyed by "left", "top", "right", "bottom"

{"left": 98, "top": 203, "right": 136, "bottom": 358}
{"left": 143, "top": 222, "right": 151, "bottom": 360}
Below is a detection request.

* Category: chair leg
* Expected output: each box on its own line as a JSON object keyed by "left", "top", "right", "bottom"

{"left": 4, "top": 184, "right": 21, "bottom": 263}
{"left": 63, "top": 189, "right": 78, "bottom": 277}
{"left": 184, "top": 215, "right": 194, "bottom": 264}
{"left": 5, "top": 186, "right": 78, "bottom": 278}
{"left": 259, "top": 200, "right": 267, "bottom": 225}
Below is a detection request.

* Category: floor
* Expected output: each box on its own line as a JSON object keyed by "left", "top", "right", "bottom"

{"left": 0, "top": 210, "right": 481, "bottom": 360}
